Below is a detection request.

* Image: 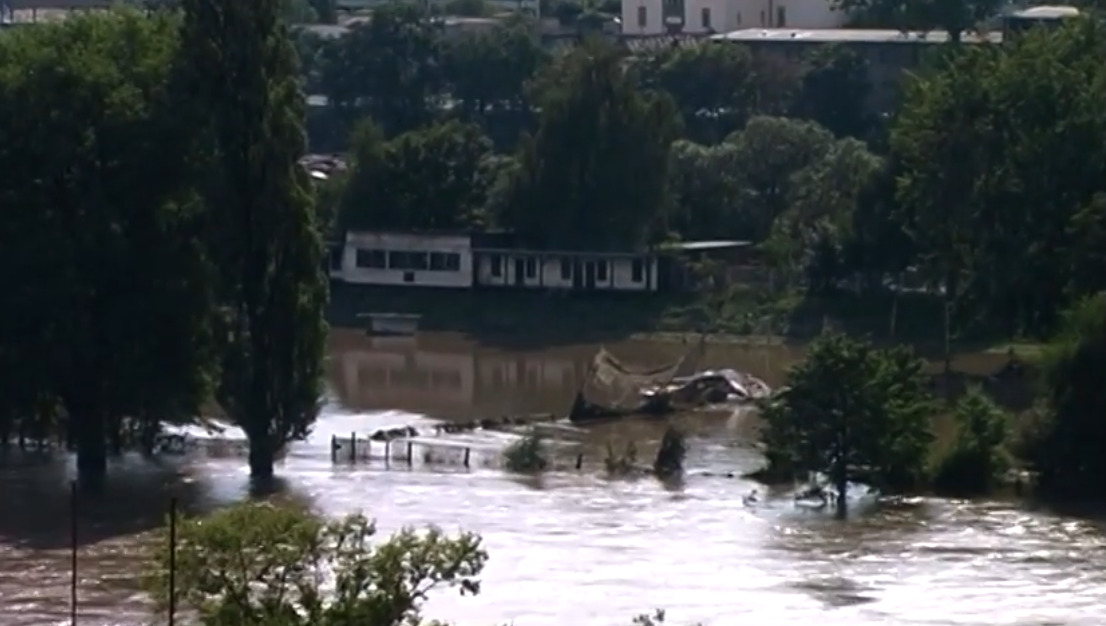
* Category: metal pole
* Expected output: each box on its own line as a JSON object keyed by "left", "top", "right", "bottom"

{"left": 168, "top": 497, "right": 178, "bottom": 626}
{"left": 70, "top": 480, "right": 77, "bottom": 626}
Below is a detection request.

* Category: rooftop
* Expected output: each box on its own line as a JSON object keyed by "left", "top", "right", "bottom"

{"left": 1009, "top": 5, "right": 1080, "bottom": 19}
{"left": 711, "top": 28, "right": 1004, "bottom": 45}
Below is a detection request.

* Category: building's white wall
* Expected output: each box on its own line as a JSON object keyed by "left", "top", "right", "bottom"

{"left": 728, "top": 0, "right": 847, "bottom": 28}
{"left": 474, "top": 253, "right": 659, "bottom": 292}
{"left": 621, "top": 0, "right": 665, "bottom": 35}
{"left": 340, "top": 231, "right": 473, "bottom": 288}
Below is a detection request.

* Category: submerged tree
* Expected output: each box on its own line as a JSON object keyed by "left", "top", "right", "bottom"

{"left": 176, "top": 0, "right": 328, "bottom": 478}
{"left": 0, "top": 11, "right": 216, "bottom": 479}
{"left": 758, "top": 333, "right": 933, "bottom": 516}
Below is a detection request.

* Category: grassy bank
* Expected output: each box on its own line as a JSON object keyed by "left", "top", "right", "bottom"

{"left": 327, "top": 282, "right": 1036, "bottom": 352}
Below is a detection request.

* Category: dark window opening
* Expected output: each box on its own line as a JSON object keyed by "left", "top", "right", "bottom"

{"left": 355, "top": 248, "right": 386, "bottom": 268}
{"left": 430, "top": 252, "right": 461, "bottom": 271}
{"left": 490, "top": 255, "right": 502, "bottom": 277}
{"left": 388, "top": 251, "right": 429, "bottom": 271}
{"left": 637, "top": 5, "right": 646, "bottom": 26}
{"left": 525, "top": 257, "right": 537, "bottom": 278}
{"left": 596, "top": 260, "right": 608, "bottom": 281}
{"left": 560, "top": 258, "right": 572, "bottom": 280}
{"left": 631, "top": 258, "right": 645, "bottom": 283}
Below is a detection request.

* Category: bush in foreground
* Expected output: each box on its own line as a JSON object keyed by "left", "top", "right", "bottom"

{"left": 144, "top": 502, "right": 486, "bottom": 626}
{"left": 145, "top": 502, "right": 702, "bottom": 626}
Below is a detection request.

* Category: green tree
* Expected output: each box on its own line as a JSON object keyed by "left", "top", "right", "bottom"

{"left": 728, "top": 116, "right": 835, "bottom": 243}
{"left": 176, "top": 0, "right": 328, "bottom": 479}
{"left": 933, "top": 386, "right": 1011, "bottom": 496}
{"left": 766, "top": 137, "right": 884, "bottom": 293}
{"left": 497, "top": 38, "right": 679, "bottom": 250}
{"left": 339, "top": 119, "right": 500, "bottom": 231}
{"left": 667, "top": 140, "right": 745, "bottom": 240}
{"left": 758, "top": 333, "right": 934, "bottom": 516}
{"left": 441, "top": 20, "right": 546, "bottom": 120}
{"left": 791, "top": 44, "right": 873, "bottom": 139}
{"left": 638, "top": 41, "right": 756, "bottom": 143}
{"left": 318, "top": 3, "right": 443, "bottom": 135}
{"left": 1033, "top": 293, "right": 1106, "bottom": 502}
{"left": 831, "top": 0, "right": 1004, "bottom": 40}
{"left": 145, "top": 502, "right": 487, "bottom": 626}
{"left": 893, "top": 20, "right": 1106, "bottom": 340}
{"left": 0, "top": 10, "right": 216, "bottom": 479}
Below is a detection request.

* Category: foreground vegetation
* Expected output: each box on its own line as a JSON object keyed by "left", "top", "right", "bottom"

{"left": 144, "top": 501, "right": 699, "bottom": 626}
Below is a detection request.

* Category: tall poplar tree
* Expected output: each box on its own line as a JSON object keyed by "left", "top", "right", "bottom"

{"left": 176, "top": 0, "right": 328, "bottom": 478}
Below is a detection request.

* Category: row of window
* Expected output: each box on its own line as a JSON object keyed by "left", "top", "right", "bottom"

{"left": 634, "top": 5, "right": 787, "bottom": 29}
{"left": 354, "top": 248, "right": 462, "bottom": 272}
{"left": 486, "top": 256, "right": 648, "bottom": 283}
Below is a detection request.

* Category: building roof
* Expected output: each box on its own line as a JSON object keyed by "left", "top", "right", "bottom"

{"left": 712, "top": 28, "right": 1003, "bottom": 45}
{"left": 660, "top": 240, "right": 752, "bottom": 252}
{"left": 1010, "top": 5, "right": 1079, "bottom": 19}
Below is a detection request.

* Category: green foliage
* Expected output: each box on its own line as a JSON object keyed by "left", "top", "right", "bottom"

{"left": 1031, "top": 293, "right": 1106, "bottom": 501}
{"left": 441, "top": 21, "right": 546, "bottom": 120}
{"left": 0, "top": 9, "right": 217, "bottom": 476}
{"left": 144, "top": 502, "right": 486, "bottom": 626}
{"left": 339, "top": 119, "right": 500, "bottom": 231}
{"left": 933, "top": 386, "right": 1011, "bottom": 496}
{"left": 759, "top": 333, "right": 935, "bottom": 492}
{"left": 502, "top": 432, "right": 549, "bottom": 472}
{"left": 497, "top": 38, "right": 679, "bottom": 251}
{"left": 791, "top": 45, "right": 874, "bottom": 140}
{"left": 318, "top": 3, "right": 443, "bottom": 135}
{"left": 831, "top": 0, "right": 1005, "bottom": 38}
{"left": 177, "top": 0, "right": 328, "bottom": 477}
{"left": 891, "top": 19, "right": 1106, "bottom": 337}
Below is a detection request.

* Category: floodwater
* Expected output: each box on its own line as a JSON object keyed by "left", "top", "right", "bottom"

{"left": 1, "top": 330, "right": 1104, "bottom": 626}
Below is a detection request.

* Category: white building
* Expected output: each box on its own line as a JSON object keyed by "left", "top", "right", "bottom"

{"left": 620, "top": 0, "right": 847, "bottom": 36}
{"left": 473, "top": 249, "right": 660, "bottom": 292}
{"left": 334, "top": 231, "right": 474, "bottom": 288}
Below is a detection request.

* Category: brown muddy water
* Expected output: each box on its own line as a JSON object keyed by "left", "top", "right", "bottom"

{"left": 1, "top": 330, "right": 1105, "bottom": 626}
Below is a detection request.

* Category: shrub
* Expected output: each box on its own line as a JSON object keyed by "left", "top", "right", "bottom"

{"left": 502, "top": 431, "right": 548, "bottom": 473}
{"left": 143, "top": 502, "right": 486, "bottom": 626}
{"left": 933, "top": 386, "right": 1011, "bottom": 496}
{"left": 653, "top": 427, "right": 687, "bottom": 478}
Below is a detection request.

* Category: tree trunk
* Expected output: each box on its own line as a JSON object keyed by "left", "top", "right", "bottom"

{"left": 74, "top": 409, "right": 107, "bottom": 482}
{"left": 248, "top": 435, "right": 276, "bottom": 479}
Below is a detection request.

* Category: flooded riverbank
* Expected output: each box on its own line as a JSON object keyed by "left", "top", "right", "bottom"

{"left": 1, "top": 332, "right": 1102, "bottom": 626}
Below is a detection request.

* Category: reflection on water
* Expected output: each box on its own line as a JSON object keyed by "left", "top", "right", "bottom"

{"left": 2, "top": 335, "right": 1103, "bottom": 626}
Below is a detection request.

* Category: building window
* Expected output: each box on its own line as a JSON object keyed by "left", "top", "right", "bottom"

{"left": 328, "top": 246, "right": 343, "bottom": 271}
{"left": 701, "top": 7, "right": 711, "bottom": 28}
{"left": 760, "top": 10, "right": 765, "bottom": 25}
{"left": 355, "top": 248, "right": 386, "bottom": 268}
{"left": 776, "top": 6, "right": 786, "bottom": 27}
{"left": 525, "top": 257, "right": 537, "bottom": 279}
{"left": 736, "top": 11, "right": 741, "bottom": 25}
{"left": 429, "top": 252, "right": 461, "bottom": 271}
{"left": 596, "top": 260, "right": 608, "bottom": 281}
{"left": 631, "top": 258, "right": 645, "bottom": 283}
{"left": 388, "top": 251, "right": 428, "bottom": 271}
{"left": 490, "top": 254, "right": 502, "bottom": 277}
{"left": 637, "top": 5, "right": 646, "bottom": 26}
{"left": 560, "top": 258, "right": 572, "bottom": 280}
